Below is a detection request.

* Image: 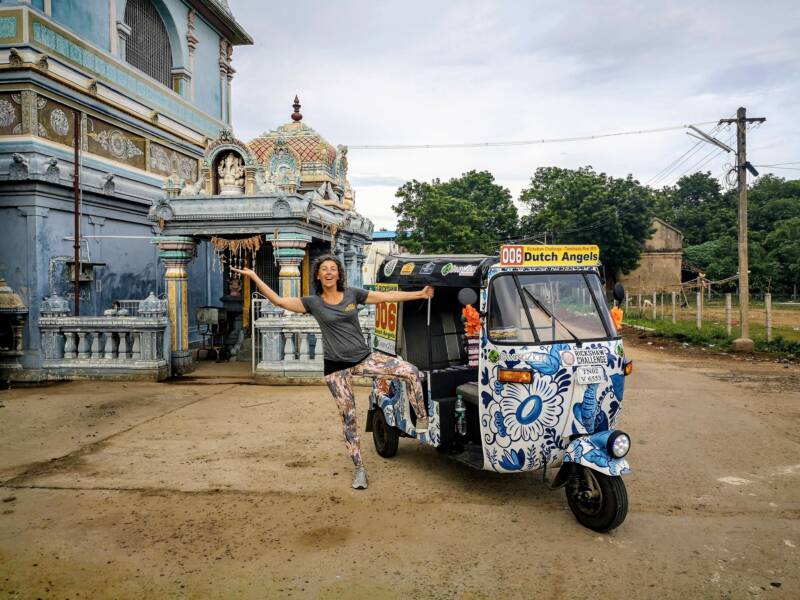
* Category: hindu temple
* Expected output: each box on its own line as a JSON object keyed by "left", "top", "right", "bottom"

{"left": 0, "top": 0, "right": 372, "bottom": 383}
{"left": 150, "top": 96, "right": 374, "bottom": 375}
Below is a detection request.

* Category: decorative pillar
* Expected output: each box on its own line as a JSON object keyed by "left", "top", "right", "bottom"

{"left": 19, "top": 90, "right": 39, "bottom": 135}
{"left": 218, "top": 40, "right": 228, "bottom": 123}
{"left": 186, "top": 9, "right": 198, "bottom": 101}
{"left": 273, "top": 234, "right": 311, "bottom": 298}
{"left": 343, "top": 243, "right": 356, "bottom": 289}
{"left": 154, "top": 236, "right": 196, "bottom": 374}
{"left": 116, "top": 21, "right": 131, "bottom": 61}
{"left": 171, "top": 67, "right": 191, "bottom": 97}
{"left": 225, "top": 43, "right": 235, "bottom": 124}
{"left": 355, "top": 245, "right": 365, "bottom": 289}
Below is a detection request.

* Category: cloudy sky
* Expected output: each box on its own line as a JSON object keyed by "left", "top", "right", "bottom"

{"left": 230, "top": 0, "right": 800, "bottom": 230}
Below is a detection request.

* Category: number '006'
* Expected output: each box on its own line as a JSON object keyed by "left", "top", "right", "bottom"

{"left": 376, "top": 303, "right": 397, "bottom": 330}
{"left": 502, "top": 246, "right": 523, "bottom": 265}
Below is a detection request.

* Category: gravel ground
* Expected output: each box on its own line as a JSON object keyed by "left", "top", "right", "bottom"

{"left": 1, "top": 339, "right": 798, "bottom": 599}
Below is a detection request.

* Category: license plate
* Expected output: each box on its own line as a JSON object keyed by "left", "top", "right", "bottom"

{"left": 577, "top": 366, "right": 604, "bottom": 385}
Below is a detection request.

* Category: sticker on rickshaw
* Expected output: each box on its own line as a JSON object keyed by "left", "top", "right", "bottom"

{"left": 573, "top": 347, "right": 607, "bottom": 365}
{"left": 500, "top": 244, "right": 600, "bottom": 267}
{"left": 374, "top": 283, "right": 398, "bottom": 354}
{"left": 383, "top": 259, "right": 398, "bottom": 277}
{"left": 420, "top": 262, "right": 436, "bottom": 275}
{"left": 400, "top": 263, "right": 415, "bottom": 276}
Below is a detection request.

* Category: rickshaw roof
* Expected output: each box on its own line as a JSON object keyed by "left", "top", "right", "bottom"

{"left": 376, "top": 254, "right": 498, "bottom": 288}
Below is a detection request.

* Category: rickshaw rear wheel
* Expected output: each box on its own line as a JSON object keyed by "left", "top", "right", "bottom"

{"left": 372, "top": 409, "right": 399, "bottom": 458}
{"left": 565, "top": 466, "right": 628, "bottom": 533}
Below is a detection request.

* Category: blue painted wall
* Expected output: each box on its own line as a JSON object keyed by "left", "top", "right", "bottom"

{"left": 0, "top": 194, "right": 224, "bottom": 370}
{"left": 52, "top": 0, "right": 110, "bottom": 52}
{"left": 39, "top": 0, "right": 223, "bottom": 121}
{"left": 31, "top": 0, "right": 45, "bottom": 11}
{"left": 192, "top": 13, "right": 223, "bottom": 119}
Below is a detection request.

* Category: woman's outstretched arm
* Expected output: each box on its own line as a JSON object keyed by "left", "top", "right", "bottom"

{"left": 229, "top": 267, "right": 306, "bottom": 313}
{"left": 366, "top": 286, "right": 434, "bottom": 304}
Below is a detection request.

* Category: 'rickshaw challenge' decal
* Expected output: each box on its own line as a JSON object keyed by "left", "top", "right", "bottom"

{"left": 478, "top": 339, "right": 626, "bottom": 473}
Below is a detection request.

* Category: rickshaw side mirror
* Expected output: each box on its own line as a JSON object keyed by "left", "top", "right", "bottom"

{"left": 457, "top": 288, "right": 478, "bottom": 307}
{"left": 613, "top": 283, "right": 625, "bottom": 303}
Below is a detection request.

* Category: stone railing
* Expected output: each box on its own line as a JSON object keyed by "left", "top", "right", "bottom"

{"left": 254, "top": 303, "right": 375, "bottom": 379}
{"left": 38, "top": 293, "right": 170, "bottom": 381}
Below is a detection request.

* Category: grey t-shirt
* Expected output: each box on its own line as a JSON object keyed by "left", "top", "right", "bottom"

{"left": 300, "top": 287, "right": 370, "bottom": 362}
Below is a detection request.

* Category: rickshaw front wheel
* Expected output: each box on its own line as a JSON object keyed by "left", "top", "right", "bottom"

{"left": 372, "top": 409, "right": 399, "bottom": 458}
{"left": 565, "top": 466, "right": 628, "bottom": 533}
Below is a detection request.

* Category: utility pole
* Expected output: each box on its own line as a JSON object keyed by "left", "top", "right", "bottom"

{"left": 719, "top": 107, "right": 766, "bottom": 352}
{"left": 73, "top": 111, "right": 81, "bottom": 316}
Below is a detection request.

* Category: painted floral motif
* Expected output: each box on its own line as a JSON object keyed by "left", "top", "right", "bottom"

{"left": 563, "top": 435, "right": 630, "bottom": 476}
{"left": 150, "top": 145, "right": 170, "bottom": 172}
{"left": 498, "top": 374, "right": 565, "bottom": 442}
{"left": 150, "top": 145, "right": 197, "bottom": 182}
{"left": 0, "top": 99, "right": 14, "bottom": 127}
{"left": 93, "top": 129, "right": 143, "bottom": 160}
{"left": 49, "top": 108, "right": 69, "bottom": 136}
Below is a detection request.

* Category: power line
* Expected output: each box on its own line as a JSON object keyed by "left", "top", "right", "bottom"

{"left": 348, "top": 120, "right": 719, "bottom": 150}
{"left": 646, "top": 138, "right": 705, "bottom": 186}
{"left": 646, "top": 122, "right": 731, "bottom": 187}
{"left": 754, "top": 161, "right": 800, "bottom": 167}
{"left": 673, "top": 130, "right": 736, "bottom": 180}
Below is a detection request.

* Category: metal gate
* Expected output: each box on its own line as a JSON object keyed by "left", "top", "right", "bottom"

{"left": 124, "top": 0, "right": 173, "bottom": 86}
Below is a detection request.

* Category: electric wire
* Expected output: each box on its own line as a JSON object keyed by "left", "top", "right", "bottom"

{"left": 646, "top": 123, "right": 727, "bottom": 186}
{"left": 672, "top": 130, "right": 736, "bottom": 181}
{"left": 347, "top": 120, "right": 719, "bottom": 150}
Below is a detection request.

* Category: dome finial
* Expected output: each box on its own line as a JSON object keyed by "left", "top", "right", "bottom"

{"left": 291, "top": 95, "right": 302, "bottom": 122}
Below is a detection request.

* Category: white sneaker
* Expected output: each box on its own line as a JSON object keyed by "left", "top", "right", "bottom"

{"left": 352, "top": 466, "right": 368, "bottom": 489}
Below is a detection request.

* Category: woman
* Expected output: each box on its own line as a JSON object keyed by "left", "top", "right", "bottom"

{"left": 231, "top": 255, "right": 433, "bottom": 490}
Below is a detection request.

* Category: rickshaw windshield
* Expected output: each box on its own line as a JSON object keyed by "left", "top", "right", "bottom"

{"left": 488, "top": 272, "right": 616, "bottom": 344}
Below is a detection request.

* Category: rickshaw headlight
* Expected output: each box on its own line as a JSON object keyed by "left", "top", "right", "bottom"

{"left": 607, "top": 431, "right": 630, "bottom": 458}
{"left": 498, "top": 369, "right": 532, "bottom": 384}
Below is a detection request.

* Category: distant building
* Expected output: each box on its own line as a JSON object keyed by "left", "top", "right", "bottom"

{"left": 363, "top": 230, "right": 400, "bottom": 285}
{"left": 617, "top": 218, "right": 683, "bottom": 293}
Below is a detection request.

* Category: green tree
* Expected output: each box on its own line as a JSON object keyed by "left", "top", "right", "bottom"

{"left": 393, "top": 170, "right": 518, "bottom": 254}
{"left": 764, "top": 216, "right": 800, "bottom": 294}
{"left": 518, "top": 166, "right": 653, "bottom": 280}
{"left": 654, "top": 172, "right": 735, "bottom": 246}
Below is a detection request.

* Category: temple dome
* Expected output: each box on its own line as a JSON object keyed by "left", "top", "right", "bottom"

{"left": 246, "top": 96, "right": 345, "bottom": 193}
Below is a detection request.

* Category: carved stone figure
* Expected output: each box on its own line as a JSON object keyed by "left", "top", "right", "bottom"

{"left": 43, "top": 158, "right": 60, "bottom": 183}
{"left": 9, "top": 153, "right": 29, "bottom": 180}
{"left": 217, "top": 152, "right": 244, "bottom": 195}
{"left": 180, "top": 173, "right": 205, "bottom": 197}
{"left": 315, "top": 181, "right": 345, "bottom": 209}
{"left": 255, "top": 170, "right": 284, "bottom": 196}
{"left": 102, "top": 173, "right": 115, "bottom": 195}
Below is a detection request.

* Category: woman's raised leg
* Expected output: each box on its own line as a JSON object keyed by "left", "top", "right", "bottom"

{"left": 352, "top": 353, "right": 429, "bottom": 429}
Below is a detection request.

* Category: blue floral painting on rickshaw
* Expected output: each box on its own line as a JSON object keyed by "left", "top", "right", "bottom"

{"left": 480, "top": 340, "right": 626, "bottom": 473}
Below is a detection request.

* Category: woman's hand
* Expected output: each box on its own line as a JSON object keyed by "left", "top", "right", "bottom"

{"left": 420, "top": 286, "right": 434, "bottom": 300}
{"left": 230, "top": 266, "right": 255, "bottom": 279}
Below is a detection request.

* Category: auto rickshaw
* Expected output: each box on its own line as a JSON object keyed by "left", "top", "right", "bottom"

{"left": 366, "top": 245, "right": 633, "bottom": 532}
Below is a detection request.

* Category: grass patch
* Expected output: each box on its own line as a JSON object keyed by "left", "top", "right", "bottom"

{"left": 624, "top": 316, "right": 800, "bottom": 357}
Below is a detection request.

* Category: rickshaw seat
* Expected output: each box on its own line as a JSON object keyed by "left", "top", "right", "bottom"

{"left": 456, "top": 382, "right": 479, "bottom": 407}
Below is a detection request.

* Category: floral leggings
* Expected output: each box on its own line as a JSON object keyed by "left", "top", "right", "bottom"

{"left": 324, "top": 352, "right": 428, "bottom": 467}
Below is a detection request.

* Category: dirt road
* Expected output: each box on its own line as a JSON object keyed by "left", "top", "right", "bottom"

{"left": 1, "top": 341, "right": 798, "bottom": 599}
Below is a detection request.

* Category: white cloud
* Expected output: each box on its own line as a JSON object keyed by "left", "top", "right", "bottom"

{"left": 230, "top": 0, "right": 800, "bottom": 229}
